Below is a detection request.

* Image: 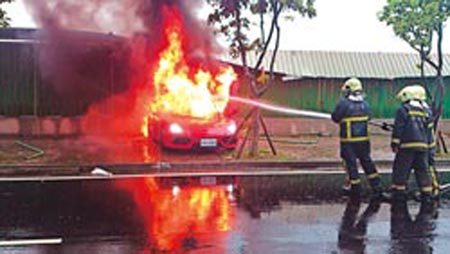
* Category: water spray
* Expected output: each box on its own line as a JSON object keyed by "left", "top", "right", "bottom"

{"left": 229, "top": 96, "right": 331, "bottom": 119}
{"left": 228, "top": 96, "right": 393, "bottom": 131}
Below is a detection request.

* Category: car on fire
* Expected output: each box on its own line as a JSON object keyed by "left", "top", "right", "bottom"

{"left": 147, "top": 112, "right": 238, "bottom": 150}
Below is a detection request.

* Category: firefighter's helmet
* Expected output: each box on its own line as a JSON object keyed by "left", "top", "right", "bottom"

{"left": 341, "top": 78, "right": 363, "bottom": 93}
{"left": 396, "top": 86, "right": 415, "bottom": 102}
{"left": 409, "top": 84, "right": 427, "bottom": 101}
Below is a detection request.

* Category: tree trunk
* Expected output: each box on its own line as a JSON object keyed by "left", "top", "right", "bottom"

{"left": 249, "top": 107, "right": 260, "bottom": 157}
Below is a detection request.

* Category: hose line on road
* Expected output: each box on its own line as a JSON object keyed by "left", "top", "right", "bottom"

{"left": 15, "top": 140, "right": 45, "bottom": 160}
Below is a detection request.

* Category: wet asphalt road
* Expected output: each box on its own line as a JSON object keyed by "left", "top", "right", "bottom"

{"left": 1, "top": 177, "right": 450, "bottom": 254}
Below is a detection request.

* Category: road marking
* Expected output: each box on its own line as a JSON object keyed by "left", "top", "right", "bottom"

{"left": 0, "top": 238, "right": 62, "bottom": 246}
{"left": 1, "top": 165, "right": 450, "bottom": 182}
{"left": 2, "top": 167, "right": 450, "bottom": 182}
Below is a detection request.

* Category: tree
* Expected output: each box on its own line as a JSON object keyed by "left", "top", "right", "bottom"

{"left": 207, "top": 0, "right": 316, "bottom": 157}
{"left": 379, "top": 0, "right": 450, "bottom": 148}
{"left": 0, "top": 0, "right": 13, "bottom": 27}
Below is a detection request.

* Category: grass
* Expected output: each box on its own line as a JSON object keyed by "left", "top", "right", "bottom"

{"left": 235, "top": 148, "right": 296, "bottom": 160}
{"left": 437, "top": 152, "right": 450, "bottom": 159}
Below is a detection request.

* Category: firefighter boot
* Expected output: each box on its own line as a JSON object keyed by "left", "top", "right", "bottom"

{"left": 391, "top": 189, "right": 407, "bottom": 203}
{"left": 420, "top": 192, "right": 434, "bottom": 205}
{"left": 370, "top": 187, "right": 390, "bottom": 202}
{"left": 341, "top": 183, "right": 352, "bottom": 196}
{"left": 348, "top": 184, "right": 362, "bottom": 199}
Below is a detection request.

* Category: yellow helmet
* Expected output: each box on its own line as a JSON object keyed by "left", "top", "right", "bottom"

{"left": 396, "top": 86, "right": 415, "bottom": 102}
{"left": 342, "top": 78, "right": 363, "bottom": 93}
{"left": 409, "top": 84, "right": 427, "bottom": 101}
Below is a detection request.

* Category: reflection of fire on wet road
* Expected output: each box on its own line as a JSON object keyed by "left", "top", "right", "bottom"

{"left": 116, "top": 178, "right": 234, "bottom": 251}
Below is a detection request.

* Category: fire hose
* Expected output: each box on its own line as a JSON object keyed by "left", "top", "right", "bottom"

{"left": 229, "top": 96, "right": 393, "bottom": 132}
{"left": 441, "top": 183, "right": 450, "bottom": 193}
{"left": 15, "top": 140, "right": 45, "bottom": 160}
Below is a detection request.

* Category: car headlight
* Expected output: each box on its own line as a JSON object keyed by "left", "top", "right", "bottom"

{"left": 227, "top": 121, "right": 237, "bottom": 134}
{"left": 169, "top": 123, "right": 183, "bottom": 134}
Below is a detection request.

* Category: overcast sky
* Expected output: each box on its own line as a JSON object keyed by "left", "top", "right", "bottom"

{"left": 3, "top": 0, "right": 450, "bottom": 54}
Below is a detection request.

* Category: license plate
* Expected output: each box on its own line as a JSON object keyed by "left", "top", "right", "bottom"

{"left": 200, "top": 176, "right": 217, "bottom": 185}
{"left": 200, "top": 138, "right": 217, "bottom": 147}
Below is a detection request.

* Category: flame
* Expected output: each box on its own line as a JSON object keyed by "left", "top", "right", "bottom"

{"left": 141, "top": 115, "right": 148, "bottom": 138}
{"left": 148, "top": 7, "right": 236, "bottom": 121}
{"left": 81, "top": 5, "right": 238, "bottom": 142}
{"left": 116, "top": 178, "right": 233, "bottom": 251}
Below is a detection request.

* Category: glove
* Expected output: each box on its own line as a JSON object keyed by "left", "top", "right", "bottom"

{"left": 382, "top": 122, "right": 392, "bottom": 131}
{"left": 391, "top": 142, "right": 399, "bottom": 153}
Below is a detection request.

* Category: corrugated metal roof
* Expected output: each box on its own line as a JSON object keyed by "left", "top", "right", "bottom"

{"left": 220, "top": 50, "right": 450, "bottom": 79}
{"left": 0, "top": 27, "right": 125, "bottom": 46}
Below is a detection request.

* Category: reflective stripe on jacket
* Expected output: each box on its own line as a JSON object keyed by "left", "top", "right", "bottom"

{"left": 427, "top": 121, "right": 436, "bottom": 149}
{"left": 391, "top": 101, "right": 430, "bottom": 151}
{"left": 332, "top": 97, "right": 370, "bottom": 142}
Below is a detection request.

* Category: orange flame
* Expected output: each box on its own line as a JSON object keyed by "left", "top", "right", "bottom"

{"left": 149, "top": 7, "right": 237, "bottom": 120}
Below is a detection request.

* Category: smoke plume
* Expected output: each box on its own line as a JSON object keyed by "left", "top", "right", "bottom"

{"left": 22, "top": 0, "right": 222, "bottom": 136}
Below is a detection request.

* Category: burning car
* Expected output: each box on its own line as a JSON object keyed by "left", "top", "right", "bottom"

{"left": 147, "top": 112, "right": 238, "bottom": 150}
{"left": 141, "top": 7, "right": 239, "bottom": 151}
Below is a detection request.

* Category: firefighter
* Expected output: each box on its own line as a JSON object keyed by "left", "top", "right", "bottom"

{"left": 410, "top": 85, "right": 440, "bottom": 198}
{"left": 332, "top": 77, "right": 384, "bottom": 199}
{"left": 390, "top": 85, "right": 433, "bottom": 203}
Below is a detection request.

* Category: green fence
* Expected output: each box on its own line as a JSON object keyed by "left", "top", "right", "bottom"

{"left": 0, "top": 30, "right": 129, "bottom": 117}
{"left": 0, "top": 43, "right": 35, "bottom": 116}
{"left": 259, "top": 77, "right": 449, "bottom": 118}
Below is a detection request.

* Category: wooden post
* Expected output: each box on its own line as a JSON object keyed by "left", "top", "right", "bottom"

{"left": 259, "top": 114, "right": 276, "bottom": 155}
{"left": 249, "top": 107, "right": 260, "bottom": 157}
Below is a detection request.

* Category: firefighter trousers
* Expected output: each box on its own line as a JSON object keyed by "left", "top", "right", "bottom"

{"left": 392, "top": 149, "right": 432, "bottom": 197}
{"left": 340, "top": 141, "right": 381, "bottom": 191}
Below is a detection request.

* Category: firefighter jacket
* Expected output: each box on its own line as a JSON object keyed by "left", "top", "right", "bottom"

{"left": 332, "top": 95, "right": 371, "bottom": 143}
{"left": 423, "top": 103, "right": 436, "bottom": 149}
{"left": 391, "top": 100, "right": 430, "bottom": 151}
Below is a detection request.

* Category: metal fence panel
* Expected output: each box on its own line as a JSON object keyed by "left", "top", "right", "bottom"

{"left": 260, "top": 77, "right": 449, "bottom": 118}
